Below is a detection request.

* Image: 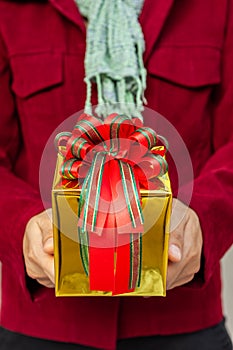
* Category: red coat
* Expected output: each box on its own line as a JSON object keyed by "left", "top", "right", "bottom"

{"left": 0, "top": 0, "right": 233, "bottom": 349}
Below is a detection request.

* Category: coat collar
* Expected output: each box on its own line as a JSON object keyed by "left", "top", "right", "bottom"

{"left": 49, "top": 0, "right": 174, "bottom": 62}
{"left": 49, "top": 0, "right": 86, "bottom": 33}
{"left": 139, "top": 0, "right": 174, "bottom": 63}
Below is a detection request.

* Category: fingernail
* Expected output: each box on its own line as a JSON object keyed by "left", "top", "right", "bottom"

{"left": 169, "top": 244, "right": 181, "bottom": 260}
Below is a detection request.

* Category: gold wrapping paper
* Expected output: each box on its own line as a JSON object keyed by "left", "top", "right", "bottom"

{"left": 52, "top": 152, "right": 172, "bottom": 296}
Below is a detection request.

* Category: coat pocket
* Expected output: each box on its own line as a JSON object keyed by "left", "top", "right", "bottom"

{"left": 147, "top": 46, "right": 221, "bottom": 88}
{"left": 10, "top": 52, "right": 63, "bottom": 98}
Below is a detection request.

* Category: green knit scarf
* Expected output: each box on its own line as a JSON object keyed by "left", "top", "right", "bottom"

{"left": 74, "top": 0, "right": 146, "bottom": 120}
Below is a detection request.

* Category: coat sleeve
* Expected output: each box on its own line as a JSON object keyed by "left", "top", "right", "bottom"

{"left": 183, "top": 0, "right": 233, "bottom": 285}
{"left": 0, "top": 33, "right": 44, "bottom": 268}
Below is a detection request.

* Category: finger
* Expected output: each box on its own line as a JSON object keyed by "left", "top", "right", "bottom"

{"left": 168, "top": 229, "right": 183, "bottom": 262}
{"left": 168, "top": 199, "right": 187, "bottom": 263}
{"left": 175, "top": 274, "right": 195, "bottom": 287}
{"left": 170, "top": 198, "right": 189, "bottom": 232}
{"left": 26, "top": 263, "right": 54, "bottom": 286}
{"left": 45, "top": 208, "right": 52, "bottom": 220}
{"left": 36, "top": 277, "right": 55, "bottom": 288}
{"left": 166, "top": 264, "right": 180, "bottom": 289}
{"left": 38, "top": 212, "right": 53, "bottom": 248}
{"left": 40, "top": 254, "right": 55, "bottom": 284}
{"left": 184, "top": 215, "right": 203, "bottom": 256}
{"left": 25, "top": 263, "right": 49, "bottom": 281}
{"left": 40, "top": 222, "right": 53, "bottom": 244}
{"left": 167, "top": 257, "right": 194, "bottom": 289}
{"left": 167, "top": 274, "right": 194, "bottom": 290}
{"left": 175, "top": 252, "right": 201, "bottom": 277}
{"left": 42, "top": 209, "right": 54, "bottom": 254}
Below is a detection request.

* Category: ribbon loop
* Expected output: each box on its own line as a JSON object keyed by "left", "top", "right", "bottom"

{"left": 70, "top": 137, "right": 91, "bottom": 159}
{"left": 130, "top": 126, "right": 157, "bottom": 149}
{"left": 74, "top": 115, "right": 105, "bottom": 144}
{"left": 54, "top": 131, "right": 72, "bottom": 156}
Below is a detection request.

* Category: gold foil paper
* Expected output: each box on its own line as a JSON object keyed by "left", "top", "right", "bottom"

{"left": 52, "top": 153, "right": 172, "bottom": 296}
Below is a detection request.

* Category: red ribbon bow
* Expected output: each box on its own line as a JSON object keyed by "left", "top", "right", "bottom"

{"left": 55, "top": 113, "right": 168, "bottom": 294}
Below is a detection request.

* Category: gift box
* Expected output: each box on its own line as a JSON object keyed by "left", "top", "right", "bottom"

{"left": 52, "top": 114, "right": 172, "bottom": 296}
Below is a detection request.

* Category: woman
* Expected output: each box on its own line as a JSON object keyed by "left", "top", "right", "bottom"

{"left": 0, "top": 0, "right": 232, "bottom": 349}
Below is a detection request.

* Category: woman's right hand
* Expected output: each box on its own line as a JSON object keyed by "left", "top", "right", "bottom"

{"left": 23, "top": 209, "right": 55, "bottom": 288}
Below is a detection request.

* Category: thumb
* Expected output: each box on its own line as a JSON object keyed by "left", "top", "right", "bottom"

{"left": 38, "top": 210, "right": 54, "bottom": 254}
{"left": 43, "top": 237, "right": 54, "bottom": 254}
{"left": 168, "top": 231, "right": 183, "bottom": 263}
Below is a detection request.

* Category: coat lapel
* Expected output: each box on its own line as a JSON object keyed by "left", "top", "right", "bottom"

{"left": 49, "top": 0, "right": 86, "bottom": 34}
{"left": 139, "top": 0, "right": 175, "bottom": 63}
{"left": 49, "top": 0, "right": 174, "bottom": 62}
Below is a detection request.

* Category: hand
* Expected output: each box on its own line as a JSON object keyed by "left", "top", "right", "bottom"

{"left": 23, "top": 209, "right": 55, "bottom": 288}
{"left": 166, "top": 198, "right": 203, "bottom": 290}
